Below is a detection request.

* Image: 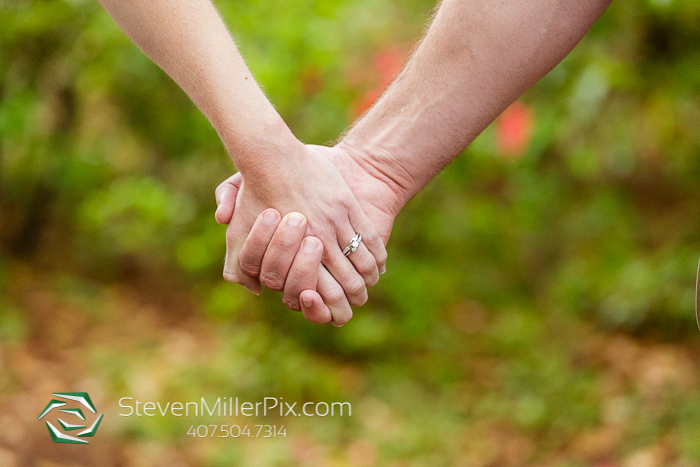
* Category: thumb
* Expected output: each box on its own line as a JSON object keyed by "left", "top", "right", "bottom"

{"left": 215, "top": 173, "right": 243, "bottom": 225}
{"left": 223, "top": 203, "right": 262, "bottom": 295}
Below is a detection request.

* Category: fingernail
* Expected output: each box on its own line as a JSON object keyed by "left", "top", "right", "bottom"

{"left": 302, "top": 237, "right": 318, "bottom": 253}
{"left": 263, "top": 209, "right": 278, "bottom": 224}
{"left": 302, "top": 298, "right": 313, "bottom": 308}
{"left": 245, "top": 285, "right": 260, "bottom": 296}
{"left": 380, "top": 265, "right": 386, "bottom": 274}
{"left": 287, "top": 213, "right": 304, "bottom": 227}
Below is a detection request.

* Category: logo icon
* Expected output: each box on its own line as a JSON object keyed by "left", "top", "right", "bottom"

{"left": 37, "top": 392, "right": 104, "bottom": 444}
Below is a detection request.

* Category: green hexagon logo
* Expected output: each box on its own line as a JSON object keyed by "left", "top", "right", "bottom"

{"left": 37, "top": 392, "right": 104, "bottom": 444}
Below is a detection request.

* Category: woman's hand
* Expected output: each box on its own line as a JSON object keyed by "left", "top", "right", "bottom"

{"left": 221, "top": 141, "right": 388, "bottom": 324}
{"left": 216, "top": 143, "right": 405, "bottom": 325}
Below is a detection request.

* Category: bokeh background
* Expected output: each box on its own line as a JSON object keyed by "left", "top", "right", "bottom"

{"left": 1, "top": 0, "right": 700, "bottom": 465}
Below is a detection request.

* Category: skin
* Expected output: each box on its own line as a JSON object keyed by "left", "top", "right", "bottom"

{"left": 98, "top": 0, "right": 388, "bottom": 325}
{"left": 216, "top": 0, "right": 613, "bottom": 322}
{"left": 216, "top": 145, "right": 400, "bottom": 323}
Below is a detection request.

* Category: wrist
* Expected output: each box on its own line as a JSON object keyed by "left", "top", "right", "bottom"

{"left": 218, "top": 111, "right": 304, "bottom": 176}
{"left": 335, "top": 138, "right": 412, "bottom": 217}
{"left": 337, "top": 132, "right": 419, "bottom": 212}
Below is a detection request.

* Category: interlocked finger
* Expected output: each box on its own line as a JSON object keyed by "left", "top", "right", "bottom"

{"left": 258, "top": 212, "right": 307, "bottom": 292}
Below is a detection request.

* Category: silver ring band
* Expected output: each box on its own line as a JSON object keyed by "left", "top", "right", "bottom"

{"left": 342, "top": 233, "right": 362, "bottom": 256}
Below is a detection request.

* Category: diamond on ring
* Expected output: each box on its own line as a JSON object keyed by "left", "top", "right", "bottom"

{"left": 343, "top": 233, "right": 362, "bottom": 256}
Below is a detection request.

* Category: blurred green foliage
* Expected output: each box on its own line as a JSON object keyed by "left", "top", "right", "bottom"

{"left": 2, "top": 0, "right": 700, "bottom": 465}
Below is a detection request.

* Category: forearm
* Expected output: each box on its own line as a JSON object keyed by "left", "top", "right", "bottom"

{"left": 341, "top": 0, "right": 611, "bottom": 209}
{"left": 98, "top": 0, "right": 300, "bottom": 172}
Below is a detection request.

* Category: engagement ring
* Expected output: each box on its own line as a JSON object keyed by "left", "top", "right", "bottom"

{"left": 343, "top": 233, "right": 362, "bottom": 256}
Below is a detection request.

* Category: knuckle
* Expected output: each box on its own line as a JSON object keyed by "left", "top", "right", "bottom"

{"left": 357, "top": 254, "right": 377, "bottom": 277}
{"left": 377, "top": 249, "right": 388, "bottom": 265}
{"left": 364, "top": 274, "right": 378, "bottom": 288}
{"left": 338, "top": 195, "right": 353, "bottom": 210}
{"left": 282, "top": 296, "right": 301, "bottom": 311}
{"left": 345, "top": 275, "right": 366, "bottom": 298}
{"left": 298, "top": 254, "right": 322, "bottom": 275}
{"left": 363, "top": 228, "right": 381, "bottom": 247}
{"left": 348, "top": 293, "right": 368, "bottom": 307}
{"left": 365, "top": 229, "right": 387, "bottom": 260}
{"left": 322, "top": 287, "right": 346, "bottom": 307}
{"left": 259, "top": 272, "right": 284, "bottom": 292}
{"left": 333, "top": 311, "right": 353, "bottom": 326}
{"left": 345, "top": 276, "right": 367, "bottom": 306}
{"left": 325, "top": 214, "right": 340, "bottom": 229}
{"left": 223, "top": 271, "right": 242, "bottom": 284}
{"left": 271, "top": 236, "right": 297, "bottom": 252}
{"left": 239, "top": 258, "right": 261, "bottom": 277}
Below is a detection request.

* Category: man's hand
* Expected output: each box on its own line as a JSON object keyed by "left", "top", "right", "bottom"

{"left": 215, "top": 144, "right": 405, "bottom": 325}
{"left": 221, "top": 142, "right": 392, "bottom": 325}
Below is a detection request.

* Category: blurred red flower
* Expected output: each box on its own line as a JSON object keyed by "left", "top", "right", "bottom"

{"left": 495, "top": 101, "right": 535, "bottom": 159}
{"left": 351, "top": 46, "right": 405, "bottom": 118}
{"left": 374, "top": 47, "right": 404, "bottom": 86}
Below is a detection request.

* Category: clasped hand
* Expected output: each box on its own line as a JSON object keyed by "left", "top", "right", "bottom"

{"left": 216, "top": 142, "right": 400, "bottom": 326}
